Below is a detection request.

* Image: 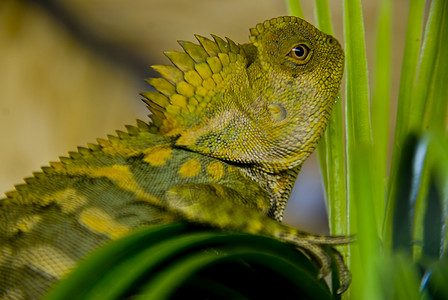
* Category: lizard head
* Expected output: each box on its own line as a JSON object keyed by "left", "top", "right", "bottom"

{"left": 143, "top": 16, "right": 344, "bottom": 173}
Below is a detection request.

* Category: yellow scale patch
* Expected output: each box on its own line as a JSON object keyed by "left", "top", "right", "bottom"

{"left": 16, "top": 245, "right": 75, "bottom": 279}
{"left": 43, "top": 188, "right": 88, "bottom": 214}
{"left": 13, "top": 215, "right": 42, "bottom": 233}
{"left": 143, "top": 145, "right": 173, "bottom": 166}
{"left": 91, "top": 165, "right": 165, "bottom": 206}
{"left": 178, "top": 158, "right": 201, "bottom": 178}
{"left": 53, "top": 164, "right": 165, "bottom": 209}
{"left": 206, "top": 162, "right": 225, "bottom": 181}
{"left": 53, "top": 164, "right": 137, "bottom": 193}
{"left": 78, "top": 207, "right": 129, "bottom": 239}
{"left": 90, "top": 165, "right": 141, "bottom": 192}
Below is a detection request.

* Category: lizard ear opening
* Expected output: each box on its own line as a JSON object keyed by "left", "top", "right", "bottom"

{"left": 267, "top": 103, "right": 287, "bottom": 122}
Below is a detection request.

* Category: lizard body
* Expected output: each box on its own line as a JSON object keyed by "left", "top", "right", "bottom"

{"left": 0, "top": 16, "right": 346, "bottom": 299}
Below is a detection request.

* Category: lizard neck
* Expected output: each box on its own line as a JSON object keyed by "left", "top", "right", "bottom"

{"left": 239, "top": 164, "right": 302, "bottom": 222}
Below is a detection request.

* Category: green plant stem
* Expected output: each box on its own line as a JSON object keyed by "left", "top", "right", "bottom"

{"left": 409, "top": 0, "right": 445, "bottom": 133}
{"left": 371, "top": 0, "right": 392, "bottom": 231}
{"left": 286, "top": 0, "right": 303, "bottom": 18}
{"left": 421, "top": 0, "right": 448, "bottom": 132}
{"left": 343, "top": 0, "right": 381, "bottom": 298}
{"left": 314, "top": 0, "right": 333, "bottom": 34}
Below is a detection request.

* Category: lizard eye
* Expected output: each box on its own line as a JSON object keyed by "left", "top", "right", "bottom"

{"left": 287, "top": 44, "right": 311, "bottom": 63}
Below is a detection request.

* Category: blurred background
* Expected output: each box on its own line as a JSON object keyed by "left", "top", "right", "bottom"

{"left": 0, "top": 0, "right": 407, "bottom": 234}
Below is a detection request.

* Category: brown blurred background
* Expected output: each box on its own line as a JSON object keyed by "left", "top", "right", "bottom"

{"left": 0, "top": 0, "right": 408, "bottom": 233}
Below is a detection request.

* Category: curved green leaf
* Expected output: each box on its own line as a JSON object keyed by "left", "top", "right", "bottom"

{"left": 45, "top": 223, "right": 336, "bottom": 300}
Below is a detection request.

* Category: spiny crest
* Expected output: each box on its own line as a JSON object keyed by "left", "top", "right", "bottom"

{"left": 141, "top": 34, "right": 247, "bottom": 136}
{"left": 2, "top": 120, "right": 152, "bottom": 201}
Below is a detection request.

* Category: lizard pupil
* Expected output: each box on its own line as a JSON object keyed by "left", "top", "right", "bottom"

{"left": 288, "top": 44, "right": 310, "bottom": 61}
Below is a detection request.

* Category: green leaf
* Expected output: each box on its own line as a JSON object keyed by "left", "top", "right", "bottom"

{"left": 45, "top": 223, "right": 336, "bottom": 300}
{"left": 44, "top": 223, "right": 194, "bottom": 300}
{"left": 411, "top": 132, "right": 448, "bottom": 261}
{"left": 387, "top": 134, "right": 419, "bottom": 253}
{"left": 422, "top": 177, "right": 443, "bottom": 259}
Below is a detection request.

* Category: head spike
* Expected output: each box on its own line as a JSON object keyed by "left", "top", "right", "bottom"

{"left": 164, "top": 51, "right": 195, "bottom": 72}
{"left": 211, "top": 34, "right": 230, "bottom": 53}
{"left": 178, "top": 40, "right": 208, "bottom": 63}
{"left": 68, "top": 151, "right": 82, "bottom": 160}
{"left": 146, "top": 78, "right": 176, "bottom": 97}
{"left": 116, "top": 130, "right": 130, "bottom": 140}
{"left": 141, "top": 91, "right": 170, "bottom": 108}
{"left": 136, "top": 119, "right": 150, "bottom": 130}
{"left": 151, "top": 65, "right": 184, "bottom": 84}
{"left": 125, "top": 125, "right": 140, "bottom": 136}
{"left": 77, "top": 146, "right": 91, "bottom": 156}
{"left": 195, "top": 35, "right": 219, "bottom": 56}
{"left": 225, "top": 37, "right": 240, "bottom": 53}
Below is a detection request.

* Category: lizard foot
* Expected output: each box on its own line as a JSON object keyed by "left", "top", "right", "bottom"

{"left": 278, "top": 232, "right": 353, "bottom": 294}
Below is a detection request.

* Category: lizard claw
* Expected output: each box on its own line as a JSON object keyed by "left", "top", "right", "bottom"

{"left": 304, "top": 243, "right": 351, "bottom": 294}
{"left": 332, "top": 248, "right": 352, "bottom": 294}
{"left": 278, "top": 231, "right": 352, "bottom": 294}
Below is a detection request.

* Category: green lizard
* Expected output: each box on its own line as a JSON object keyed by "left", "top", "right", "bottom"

{"left": 0, "top": 16, "right": 347, "bottom": 299}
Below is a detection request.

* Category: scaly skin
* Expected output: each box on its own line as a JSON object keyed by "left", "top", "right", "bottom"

{"left": 0, "top": 16, "right": 346, "bottom": 299}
